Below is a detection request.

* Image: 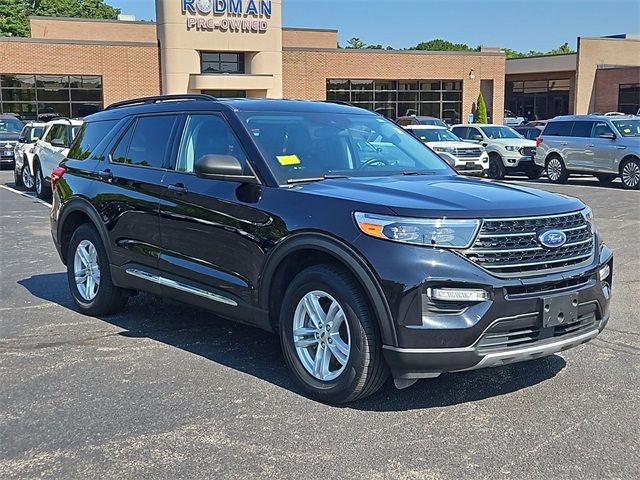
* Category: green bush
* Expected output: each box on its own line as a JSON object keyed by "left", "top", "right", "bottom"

{"left": 475, "top": 93, "right": 488, "bottom": 124}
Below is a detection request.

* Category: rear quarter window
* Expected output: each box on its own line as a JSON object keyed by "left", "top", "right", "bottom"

{"left": 68, "top": 120, "right": 117, "bottom": 160}
{"left": 543, "top": 121, "right": 573, "bottom": 136}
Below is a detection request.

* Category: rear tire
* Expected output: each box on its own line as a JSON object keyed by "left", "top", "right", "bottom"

{"left": 488, "top": 153, "right": 506, "bottom": 180}
{"left": 595, "top": 173, "right": 617, "bottom": 184}
{"left": 620, "top": 158, "right": 640, "bottom": 190}
{"left": 67, "top": 224, "right": 128, "bottom": 316}
{"left": 279, "top": 264, "right": 389, "bottom": 403}
{"left": 13, "top": 161, "right": 23, "bottom": 187}
{"left": 34, "top": 160, "right": 51, "bottom": 199}
{"left": 546, "top": 155, "right": 569, "bottom": 184}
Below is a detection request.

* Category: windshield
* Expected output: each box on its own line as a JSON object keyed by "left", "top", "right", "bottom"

{"left": 0, "top": 117, "right": 24, "bottom": 134}
{"left": 239, "top": 112, "right": 454, "bottom": 184}
{"left": 418, "top": 118, "right": 448, "bottom": 128}
{"left": 612, "top": 119, "right": 640, "bottom": 137}
{"left": 412, "top": 128, "right": 460, "bottom": 143}
{"left": 480, "top": 126, "right": 522, "bottom": 139}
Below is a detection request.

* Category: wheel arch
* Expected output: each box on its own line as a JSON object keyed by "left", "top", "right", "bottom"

{"left": 260, "top": 233, "right": 398, "bottom": 347}
{"left": 619, "top": 154, "right": 639, "bottom": 173}
{"left": 58, "top": 198, "right": 112, "bottom": 266}
{"left": 544, "top": 151, "right": 563, "bottom": 165}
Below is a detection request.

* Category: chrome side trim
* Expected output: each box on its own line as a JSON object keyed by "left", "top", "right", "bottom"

{"left": 125, "top": 268, "right": 238, "bottom": 307}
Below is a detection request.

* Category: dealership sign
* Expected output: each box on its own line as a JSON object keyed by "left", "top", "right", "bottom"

{"left": 182, "top": 0, "right": 272, "bottom": 33}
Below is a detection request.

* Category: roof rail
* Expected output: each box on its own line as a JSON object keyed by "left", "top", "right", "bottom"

{"left": 105, "top": 94, "right": 218, "bottom": 111}
{"left": 320, "top": 100, "right": 355, "bottom": 107}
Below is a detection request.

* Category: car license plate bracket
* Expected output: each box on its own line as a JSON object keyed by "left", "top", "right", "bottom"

{"left": 466, "top": 161, "right": 477, "bottom": 169}
{"left": 541, "top": 293, "right": 579, "bottom": 328}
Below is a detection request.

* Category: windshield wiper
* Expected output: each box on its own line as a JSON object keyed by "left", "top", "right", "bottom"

{"left": 287, "top": 174, "right": 349, "bottom": 185}
{"left": 401, "top": 171, "right": 436, "bottom": 176}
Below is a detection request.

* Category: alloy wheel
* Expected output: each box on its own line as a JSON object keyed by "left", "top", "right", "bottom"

{"left": 22, "top": 166, "right": 34, "bottom": 189}
{"left": 292, "top": 290, "right": 351, "bottom": 382}
{"left": 73, "top": 240, "right": 101, "bottom": 301}
{"left": 622, "top": 161, "right": 640, "bottom": 188}
{"left": 547, "top": 158, "right": 563, "bottom": 181}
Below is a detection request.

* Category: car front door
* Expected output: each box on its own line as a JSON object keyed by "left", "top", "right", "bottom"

{"left": 588, "top": 121, "right": 619, "bottom": 172}
{"left": 92, "top": 114, "right": 181, "bottom": 284}
{"left": 157, "top": 112, "right": 272, "bottom": 326}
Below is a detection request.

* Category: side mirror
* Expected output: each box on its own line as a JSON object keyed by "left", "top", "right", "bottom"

{"left": 599, "top": 132, "right": 616, "bottom": 140}
{"left": 472, "top": 134, "right": 483, "bottom": 142}
{"left": 51, "top": 139, "right": 67, "bottom": 148}
{"left": 194, "top": 154, "right": 258, "bottom": 184}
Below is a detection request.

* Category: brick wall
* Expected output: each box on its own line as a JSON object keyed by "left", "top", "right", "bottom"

{"left": 0, "top": 39, "right": 160, "bottom": 107}
{"left": 282, "top": 28, "right": 338, "bottom": 49}
{"left": 593, "top": 67, "right": 640, "bottom": 113}
{"left": 283, "top": 48, "right": 506, "bottom": 123}
{"left": 30, "top": 17, "right": 158, "bottom": 43}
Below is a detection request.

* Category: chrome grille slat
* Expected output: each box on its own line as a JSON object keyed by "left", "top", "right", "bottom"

{"left": 464, "top": 211, "right": 595, "bottom": 277}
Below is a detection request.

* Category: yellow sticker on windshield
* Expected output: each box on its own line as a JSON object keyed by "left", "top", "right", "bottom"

{"left": 624, "top": 128, "right": 632, "bottom": 134}
{"left": 277, "top": 154, "right": 301, "bottom": 166}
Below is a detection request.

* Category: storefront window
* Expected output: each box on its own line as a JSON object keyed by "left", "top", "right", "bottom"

{"left": 326, "top": 78, "right": 463, "bottom": 121}
{"left": 201, "top": 53, "right": 245, "bottom": 74}
{"left": 618, "top": 84, "right": 640, "bottom": 114}
{"left": 505, "top": 78, "right": 571, "bottom": 121}
{"left": 0, "top": 74, "right": 103, "bottom": 121}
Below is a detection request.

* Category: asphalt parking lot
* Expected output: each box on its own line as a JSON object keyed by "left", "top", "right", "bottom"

{"left": 1, "top": 170, "right": 638, "bottom": 479}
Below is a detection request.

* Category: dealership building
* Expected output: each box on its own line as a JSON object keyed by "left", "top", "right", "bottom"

{"left": 0, "top": 0, "right": 638, "bottom": 123}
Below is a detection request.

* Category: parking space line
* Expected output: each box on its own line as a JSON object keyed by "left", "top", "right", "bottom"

{"left": 0, "top": 184, "right": 52, "bottom": 208}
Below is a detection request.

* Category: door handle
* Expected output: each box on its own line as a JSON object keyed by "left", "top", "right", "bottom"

{"left": 586, "top": 144, "right": 594, "bottom": 148}
{"left": 97, "top": 169, "right": 113, "bottom": 180}
{"left": 560, "top": 142, "right": 568, "bottom": 146}
{"left": 168, "top": 183, "right": 188, "bottom": 194}
{"left": 615, "top": 146, "right": 627, "bottom": 150}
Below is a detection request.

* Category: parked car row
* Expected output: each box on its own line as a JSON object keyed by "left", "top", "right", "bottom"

{"left": 13, "top": 117, "right": 83, "bottom": 198}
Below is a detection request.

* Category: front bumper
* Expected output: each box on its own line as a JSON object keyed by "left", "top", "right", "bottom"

{"left": 503, "top": 155, "right": 535, "bottom": 169}
{"left": 352, "top": 235, "right": 612, "bottom": 380}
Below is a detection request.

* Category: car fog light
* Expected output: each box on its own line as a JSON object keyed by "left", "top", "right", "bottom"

{"left": 602, "top": 282, "right": 611, "bottom": 300}
{"left": 427, "top": 287, "right": 490, "bottom": 302}
{"left": 598, "top": 264, "right": 611, "bottom": 281}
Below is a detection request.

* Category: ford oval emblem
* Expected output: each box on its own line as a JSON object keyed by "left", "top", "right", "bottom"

{"left": 538, "top": 230, "right": 567, "bottom": 249}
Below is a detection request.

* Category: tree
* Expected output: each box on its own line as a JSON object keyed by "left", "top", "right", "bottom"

{"left": 548, "top": 42, "right": 573, "bottom": 55}
{"left": 346, "top": 37, "right": 366, "bottom": 49}
{"left": 0, "top": 0, "right": 120, "bottom": 37}
{"left": 475, "top": 93, "right": 488, "bottom": 124}
{"left": 414, "top": 39, "right": 477, "bottom": 52}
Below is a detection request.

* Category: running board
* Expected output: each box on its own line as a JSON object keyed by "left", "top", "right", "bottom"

{"left": 125, "top": 268, "right": 238, "bottom": 307}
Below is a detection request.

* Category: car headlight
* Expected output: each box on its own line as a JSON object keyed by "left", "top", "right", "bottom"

{"left": 433, "top": 146, "right": 456, "bottom": 154}
{"left": 582, "top": 206, "right": 598, "bottom": 235}
{"left": 505, "top": 145, "right": 519, "bottom": 152}
{"left": 354, "top": 212, "right": 481, "bottom": 248}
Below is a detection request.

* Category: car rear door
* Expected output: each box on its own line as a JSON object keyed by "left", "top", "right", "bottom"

{"left": 157, "top": 112, "right": 272, "bottom": 326}
{"left": 92, "top": 114, "right": 181, "bottom": 283}
{"left": 542, "top": 121, "right": 573, "bottom": 167}
{"left": 566, "top": 121, "right": 595, "bottom": 170}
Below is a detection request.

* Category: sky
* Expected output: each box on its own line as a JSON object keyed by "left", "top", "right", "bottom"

{"left": 109, "top": 0, "right": 640, "bottom": 52}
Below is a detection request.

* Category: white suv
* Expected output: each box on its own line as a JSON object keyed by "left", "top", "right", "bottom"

{"left": 33, "top": 118, "right": 83, "bottom": 198}
{"left": 404, "top": 125, "right": 489, "bottom": 175}
{"left": 451, "top": 124, "right": 540, "bottom": 180}
{"left": 14, "top": 121, "right": 46, "bottom": 190}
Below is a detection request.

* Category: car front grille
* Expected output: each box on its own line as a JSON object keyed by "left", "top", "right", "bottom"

{"left": 519, "top": 146, "right": 536, "bottom": 157}
{"left": 463, "top": 211, "right": 595, "bottom": 277}
{"left": 454, "top": 147, "right": 483, "bottom": 158}
{"left": 476, "top": 311, "right": 598, "bottom": 354}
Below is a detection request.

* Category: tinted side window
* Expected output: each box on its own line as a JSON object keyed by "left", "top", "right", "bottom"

{"left": 113, "top": 115, "right": 178, "bottom": 168}
{"left": 570, "top": 121, "right": 594, "bottom": 137}
{"left": 592, "top": 121, "right": 614, "bottom": 138}
{"left": 451, "top": 127, "right": 468, "bottom": 139}
{"left": 467, "top": 127, "right": 482, "bottom": 139}
{"left": 543, "top": 121, "right": 573, "bottom": 136}
{"left": 396, "top": 118, "right": 410, "bottom": 126}
{"left": 48, "top": 125, "right": 69, "bottom": 146}
{"left": 68, "top": 120, "right": 117, "bottom": 160}
{"left": 176, "top": 114, "right": 248, "bottom": 173}
{"left": 20, "top": 126, "right": 30, "bottom": 141}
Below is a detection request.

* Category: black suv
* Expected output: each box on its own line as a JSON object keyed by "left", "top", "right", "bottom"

{"left": 51, "top": 95, "right": 613, "bottom": 403}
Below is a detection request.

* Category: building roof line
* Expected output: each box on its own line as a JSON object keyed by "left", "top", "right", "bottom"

{"left": 0, "top": 36, "right": 157, "bottom": 47}
{"left": 283, "top": 26, "right": 338, "bottom": 33}
{"left": 29, "top": 15, "right": 155, "bottom": 25}
{"left": 283, "top": 47, "right": 505, "bottom": 56}
{"left": 506, "top": 53, "right": 577, "bottom": 61}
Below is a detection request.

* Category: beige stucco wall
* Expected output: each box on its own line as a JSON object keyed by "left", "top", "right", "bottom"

{"left": 155, "top": 0, "right": 282, "bottom": 98}
{"left": 30, "top": 16, "right": 157, "bottom": 43}
{"left": 575, "top": 37, "right": 640, "bottom": 114}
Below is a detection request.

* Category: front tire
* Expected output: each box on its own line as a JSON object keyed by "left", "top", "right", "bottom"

{"left": 34, "top": 161, "right": 51, "bottom": 199}
{"left": 279, "top": 265, "right": 388, "bottom": 403}
{"left": 488, "top": 153, "right": 506, "bottom": 180}
{"left": 13, "top": 160, "right": 23, "bottom": 187}
{"left": 546, "top": 155, "right": 569, "bottom": 184}
{"left": 67, "top": 224, "right": 128, "bottom": 316}
{"left": 620, "top": 158, "right": 640, "bottom": 190}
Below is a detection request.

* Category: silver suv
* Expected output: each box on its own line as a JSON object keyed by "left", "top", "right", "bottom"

{"left": 535, "top": 115, "right": 640, "bottom": 189}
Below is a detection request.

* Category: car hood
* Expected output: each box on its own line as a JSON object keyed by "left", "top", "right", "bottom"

{"left": 0, "top": 132, "right": 20, "bottom": 144}
{"left": 293, "top": 175, "right": 584, "bottom": 218}
{"left": 489, "top": 138, "right": 536, "bottom": 147}
{"left": 427, "top": 141, "right": 485, "bottom": 150}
